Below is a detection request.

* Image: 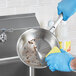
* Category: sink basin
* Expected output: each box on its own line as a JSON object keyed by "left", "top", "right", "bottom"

{"left": 0, "top": 13, "right": 38, "bottom": 76}
{"left": 0, "top": 61, "right": 29, "bottom": 76}
{"left": 35, "top": 68, "right": 76, "bottom": 76}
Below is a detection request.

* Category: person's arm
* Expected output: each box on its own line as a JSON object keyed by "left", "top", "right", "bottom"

{"left": 45, "top": 49, "right": 75, "bottom": 72}
{"left": 71, "top": 58, "right": 76, "bottom": 70}
{"left": 57, "top": 0, "right": 76, "bottom": 21}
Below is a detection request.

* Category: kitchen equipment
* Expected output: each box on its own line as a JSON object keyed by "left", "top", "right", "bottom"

{"left": 0, "top": 13, "right": 39, "bottom": 76}
{"left": 0, "top": 13, "right": 75, "bottom": 76}
{"left": 17, "top": 14, "right": 63, "bottom": 69}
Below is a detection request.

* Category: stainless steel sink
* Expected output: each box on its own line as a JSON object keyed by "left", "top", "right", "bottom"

{"left": 35, "top": 68, "right": 76, "bottom": 76}
{"left": 0, "top": 13, "right": 76, "bottom": 76}
{"left": 0, "top": 13, "right": 38, "bottom": 76}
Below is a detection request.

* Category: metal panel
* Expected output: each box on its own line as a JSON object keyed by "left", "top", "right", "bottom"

{"left": 35, "top": 68, "right": 76, "bottom": 76}
{"left": 0, "top": 13, "right": 39, "bottom": 76}
{"left": 0, "top": 13, "right": 39, "bottom": 29}
{"left": 0, "top": 13, "right": 39, "bottom": 58}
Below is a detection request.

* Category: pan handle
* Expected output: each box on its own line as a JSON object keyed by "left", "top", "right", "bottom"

{"left": 49, "top": 14, "right": 63, "bottom": 32}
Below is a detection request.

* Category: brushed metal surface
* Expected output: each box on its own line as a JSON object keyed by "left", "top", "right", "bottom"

{"left": 0, "top": 13, "right": 38, "bottom": 29}
{"left": 0, "top": 13, "right": 39, "bottom": 76}
{"left": 0, "top": 61, "right": 29, "bottom": 76}
{"left": 35, "top": 68, "right": 76, "bottom": 76}
{"left": 0, "top": 13, "right": 39, "bottom": 58}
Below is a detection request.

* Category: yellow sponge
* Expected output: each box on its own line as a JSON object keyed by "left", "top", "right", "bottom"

{"left": 46, "top": 46, "right": 61, "bottom": 57}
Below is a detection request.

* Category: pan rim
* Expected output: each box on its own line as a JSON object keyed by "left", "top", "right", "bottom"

{"left": 16, "top": 28, "right": 60, "bottom": 69}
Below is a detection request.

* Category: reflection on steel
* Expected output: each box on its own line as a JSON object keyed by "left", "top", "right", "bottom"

{"left": 0, "top": 56, "right": 19, "bottom": 64}
{"left": 0, "top": 32, "right": 7, "bottom": 43}
{"left": 29, "top": 67, "right": 34, "bottom": 76}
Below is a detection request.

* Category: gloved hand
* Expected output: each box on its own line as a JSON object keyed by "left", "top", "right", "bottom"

{"left": 45, "top": 49, "right": 74, "bottom": 72}
{"left": 57, "top": 0, "right": 76, "bottom": 21}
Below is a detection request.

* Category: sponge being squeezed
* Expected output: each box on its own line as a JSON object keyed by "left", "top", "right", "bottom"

{"left": 46, "top": 46, "right": 61, "bottom": 57}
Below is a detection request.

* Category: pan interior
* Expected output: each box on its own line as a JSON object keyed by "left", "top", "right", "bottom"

{"left": 17, "top": 28, "right": 59, "bottom": 68}
{"left": 21, "top": 38, "right": 51, "bottom": 67}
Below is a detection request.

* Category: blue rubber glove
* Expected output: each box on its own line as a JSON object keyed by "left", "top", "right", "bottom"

{"left": 45, "top": 49, "right": 74, "bottom": 72}
{"left": 57, "top": 0, "right": 76, "bottom": 21}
